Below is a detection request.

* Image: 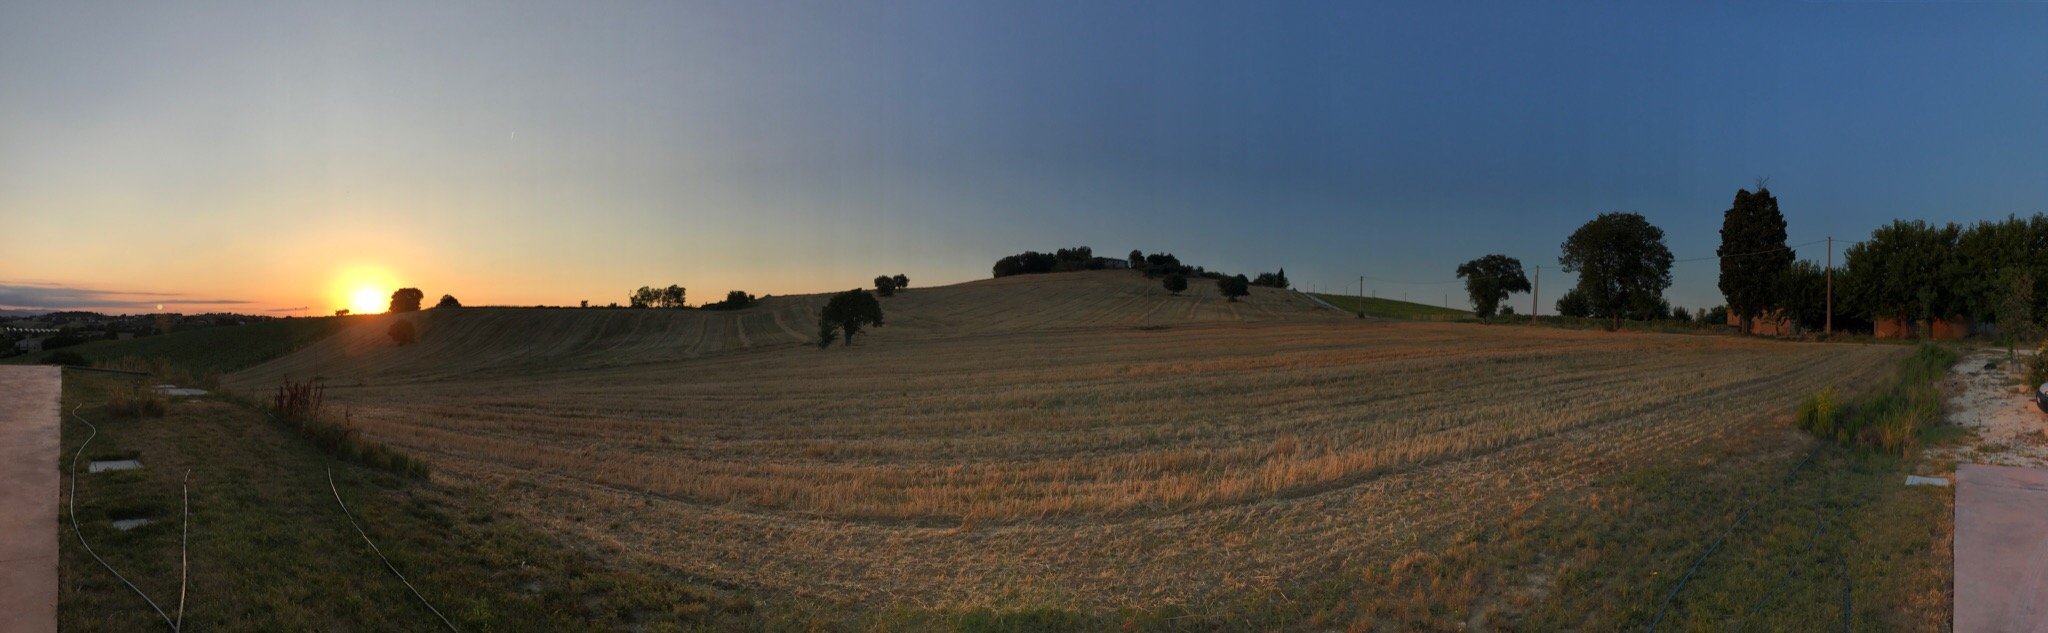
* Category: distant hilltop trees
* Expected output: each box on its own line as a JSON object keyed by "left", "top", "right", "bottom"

{"left": 389, "top": 288, "right": 424, "bottom": 313}
{"left": 994, "top": 245, "right": 1289, "bottom": 295}
{"left": 630, "top": 285, "right": 686, "bottom": 308}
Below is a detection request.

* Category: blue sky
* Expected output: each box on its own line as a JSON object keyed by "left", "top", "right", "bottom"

{"left": 3, "top": 1, "right": 2045, "bottom": 312}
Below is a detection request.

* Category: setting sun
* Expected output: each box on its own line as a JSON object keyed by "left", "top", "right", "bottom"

{"left": 331, "top": 265, "right": 397, "bottom": 315}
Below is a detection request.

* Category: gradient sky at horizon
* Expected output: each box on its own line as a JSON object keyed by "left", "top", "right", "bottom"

{"left": 4, "top": 1, "right": 2047, "bottom": 314}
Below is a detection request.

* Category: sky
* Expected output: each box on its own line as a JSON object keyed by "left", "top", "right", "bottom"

{"left": 4, "top": 1, "right": 2047, "bottom": 314}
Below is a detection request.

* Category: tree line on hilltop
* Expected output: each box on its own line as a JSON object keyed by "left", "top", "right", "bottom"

{"left": 1447, "top": 183, "right": 2048, "bottom": 338}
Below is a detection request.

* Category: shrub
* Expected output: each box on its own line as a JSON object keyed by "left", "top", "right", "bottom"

{"left": 1796, "top": 344, "right": 1956, "bottom": 456}
{"left": 1163, "top": 274, "right": 1188, "bottom": 295}
{"left": 106, "top": 385, "right": 168, "bottom": 418}
{"left": 874, "top": 275, "right": 898, "bottom": 297}
{"left": 388, "top": 319, "right": 418, "bottom": 345}
{"left": 271, "top": 377, "right": 427, "bottom": 479}
{"left": 2026, "top": 341, "right": 2048, "bottom": 391}
{"left": 434, "top": 294, "right": 461, "bottom": 308}
{"left": 1795, "top": 387, "right": 1838, "bottom": 439}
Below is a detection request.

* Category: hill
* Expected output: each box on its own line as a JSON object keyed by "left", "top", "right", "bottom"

{"left": 3, "top": 317, "right": 351, "bottom": 376}
{"left": 220, "top": 270, "right": 1337, "bottom": 389}
{"left": 1308, "top": 292, "right": 1471, "bottom": 320}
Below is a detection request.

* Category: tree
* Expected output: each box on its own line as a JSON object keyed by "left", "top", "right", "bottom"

{"left": 874, "top": 275, "right": 898, "bottom": 297}
{"left": 819, "top": 289, "right": 884, "bottom": 347}
{"left": 1559, "top": 212, "right": 1674, "bottom": 330}
{"left": 388, "top": 319, "right": 418, "bottom": 345}
{"left": 1717, "top": 187, "right": 1794, "bottom": 334}
{"left": 434, "top": 294, "right": 461, "bottom": 309}
{"left": 1163, "top": 274, "right": 1188, "bottom": 295}
{"left": 1218, "top": 274, "right": 1250, "bottom": 302}
{"left": 1998, "top": 270, "right": 2038, "bottom": 358}
{"left": 1555, "top": 288, "right": 1592, "bottom": 318}
{"left": 1776, "top": 260, "right": 1828, "bottom": 332}
{"left": 389, "top": 288, "right": 425, "bottom": 313}
{"left": 1251, "top": 269, "right": 1291, "bottom": 289}
{"left": 1840, "top": 220, "right": 1961, "bottom": 333}
{"left": 1670, "top": 305, "right": 1692, "bottom": 323}
{"left": 630, "top": 286, "right": 654, "bottom": 308}
{"left": 815, "top": 319, "right": 838, "bottom": 349}
{"left": 1129, "top": 249, "right": 1145, "bottom": 270}
{"left": 702, "top": 290, "right": 756, "bottom": 311}
{"left": 892, "top": 274, "right": 909, "bottom": 289}
{"left": 662, "top": 285, "right": 685, "bottom": 308}
{"left": 1454, "top": 255, "right": 1532, "bottom": 318}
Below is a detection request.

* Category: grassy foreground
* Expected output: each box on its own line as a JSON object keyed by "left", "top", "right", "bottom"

{"left": 57, "top": 371, "right": 761, "bottom": 632}
{"left": 1307, "top": 293, "right": 1470, "bottom": 320}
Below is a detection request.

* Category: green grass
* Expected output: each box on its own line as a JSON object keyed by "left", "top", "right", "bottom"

{"left": 8, "top": 317, "right": 351, "bottom": 376}
{"left": 57, "top": 371, "right": 761, "bottom": 632}
{"left": 1308, "top": 293, "right": 1470, "bottom": 320}
{"left": 1797, "top": 344, "right": 1958, "bottom": 454}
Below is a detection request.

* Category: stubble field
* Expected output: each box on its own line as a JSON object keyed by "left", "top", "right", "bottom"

{"left": 220, "top": 271, "right": 1913, "bottom": 626}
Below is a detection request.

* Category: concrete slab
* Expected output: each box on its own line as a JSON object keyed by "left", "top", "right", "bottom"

{"left": 1955, "top": 463, "right": 2048, "bottom": 633}
{"left": 0, "top": 365, "right": 60, "bottom": 633}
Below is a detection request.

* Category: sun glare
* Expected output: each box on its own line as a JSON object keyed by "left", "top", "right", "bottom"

{"left": 332, "top": 265, "right": 398, "bottom": 315}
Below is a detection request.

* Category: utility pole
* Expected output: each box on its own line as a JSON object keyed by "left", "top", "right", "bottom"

{"left": 1825, "top": 236, "right": 1833, "bottom": 336}
{"left": 1531, "top": 265, "right": 1540, "bottom": 323}
{"left": 1357, "top": 276, "right": 1365, "bottom": 319}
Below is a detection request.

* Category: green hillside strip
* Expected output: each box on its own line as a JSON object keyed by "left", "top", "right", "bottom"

{"left": 1309, "top": 293, "right": 1470, "bottom": 320}
{"left": 6, "top": 317, "right": 351, "bottom": 376}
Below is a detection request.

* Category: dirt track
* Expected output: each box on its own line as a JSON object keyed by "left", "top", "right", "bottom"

{"left": 0, "top": 365, "right": 60, "bottom": 633}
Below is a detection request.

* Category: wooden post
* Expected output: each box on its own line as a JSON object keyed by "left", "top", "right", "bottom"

{"left": 1531, "top": 265, "right": 1540, "bottom": 323}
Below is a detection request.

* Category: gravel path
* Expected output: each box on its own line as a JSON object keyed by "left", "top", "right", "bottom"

{"left": 0, "top": 365, "right": 60, "bottom": 633}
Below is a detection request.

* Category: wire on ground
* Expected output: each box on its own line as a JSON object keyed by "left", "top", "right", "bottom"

{"left": 326, "top": 468, "right": 459, "bottom": 632}
{"left": 66, "top": 404, "right": 189, "bottom": 631}
{"left": 1647, "top": 444, "right": 1823, "bottom": 632}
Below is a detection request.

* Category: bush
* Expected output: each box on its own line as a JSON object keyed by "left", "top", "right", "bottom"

{"left": 388, "top": 319, "right": 418, "bottom": 345}
{"left": 1795, "top": 387, "right": 1838, "bottom": 438}
{"left": 434, "top": 294, "right": 461, "bottom": 308}
{"left": 1797, "top": 344, "right": 1956, "bottom": 455}
{"left": 1163, "top": 274, "right": 1188, "bottom": 295}
{"left": 271, "top": 377, "right": 427, "bottom": 479}
{"left": 106, "top": 385, "right": 168, "bottom": 418}
{"left": 874, "top": 275, "right": 898, "bottom": 297}
{"left": 2025, "top": 341, "right": 2048, "bottom": 390}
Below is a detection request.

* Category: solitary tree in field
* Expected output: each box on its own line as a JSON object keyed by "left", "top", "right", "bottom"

{"left": 1560, "top": 212, "right": 1673, "bottom": 330}
{"left": 1455, "top": 254, "right": 1531, "bottom": 318}
{"left": 1163, "top": 273, "right": 1188, "bottom": 295}
{"left": 892, "top": 273, "right": 909, "bottom": 290}
{"left": 1218, "top": 274, "right": 1251, "bottom": 302}
{"left": 389, "top": 288, "right": 425, "bottom": 313}
{"left": 820, "top": 289, "right": 884, "bottom": 347}
{"left": 435, "top": 294, "right": 461, "bottom": 309}
{"left": 873, "top": 275, "right": 898, "bottom": 297}
{"left": 815, "top": 319, "right": 839, "bottom": 349}
{"left": 1718, "top": 187, "right": 1793, "bottom": 334}
{"left": 388, "top": 319, "right": 418, "bottom": 345}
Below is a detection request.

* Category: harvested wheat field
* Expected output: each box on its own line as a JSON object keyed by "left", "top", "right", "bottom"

{"left": 222, "top": 271, "right": 1910, "bottom": 625}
